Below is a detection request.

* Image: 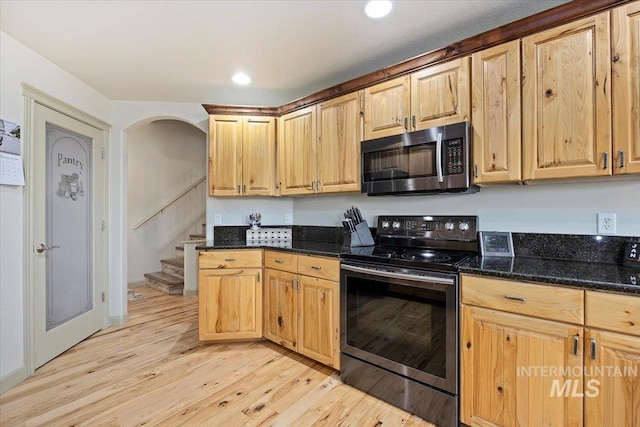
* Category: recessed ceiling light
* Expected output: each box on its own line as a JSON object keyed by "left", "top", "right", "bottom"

{"left": 365, "top": 0, "right": 392, "bottom": 18}
{"left": 232, "top": 72, "right": 251, "bottom": 85}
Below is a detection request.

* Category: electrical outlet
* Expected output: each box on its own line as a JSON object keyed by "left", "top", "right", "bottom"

{"left": 214, "top": 214, "right": 222, "bottom": 225}
{"left": 284, "top": 213, "right": 293, "bottom": 225}
{"left": 597, "top": 213, "right": 616, "bottom": 235}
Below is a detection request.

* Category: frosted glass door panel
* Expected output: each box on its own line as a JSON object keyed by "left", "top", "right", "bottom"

{"left": 46, "top": 123, "right": 93, "bottom": 330}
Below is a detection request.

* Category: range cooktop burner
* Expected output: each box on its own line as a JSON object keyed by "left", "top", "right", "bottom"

{"left": 400, "top": 251, "right": 452, "bottom": 263}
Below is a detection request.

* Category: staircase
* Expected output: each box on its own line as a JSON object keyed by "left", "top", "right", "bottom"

{"left": 143, "top": 224, "right": 206, "bottom": 295}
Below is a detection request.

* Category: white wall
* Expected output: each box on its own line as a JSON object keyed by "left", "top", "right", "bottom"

{"left": 0, "top": 32, "right": 111, "bottom": 381}
{"left": 293, "top": 180, "right": 640, "bottom": 237}
{"left": 127, "top": 120, "right": 206, "bottom": 284}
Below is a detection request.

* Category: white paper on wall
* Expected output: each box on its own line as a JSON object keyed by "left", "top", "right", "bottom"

{"left": 0, "top": 152, "right": 25, "bottom": 185}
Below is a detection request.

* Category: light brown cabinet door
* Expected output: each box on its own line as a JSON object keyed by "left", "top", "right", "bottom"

{"left": 317, "top": 91, "right": 362, "bottom": 193}
{"left": 522, "top": 12, "right": 612, "bottom": 180}
{"left": 263, "top": 268, "right": 298, "bottom": 351}
{"left": 363, "top": 75, "right": 410, "bottom": 140}
{"left": 298, "top": 275, "right": 340, "bottom": 369}
{"left": 584, "top": 329, "right": 640, "bottom": 427}
{"left": 472, "top": 41, "right": 521, "bottom": 184}
{"left": 461, "top": 305, "right": 583, "bottom": 427}
{"left": 209, "top": 115, "right": 242, "bottom": 196}
{"left": 411, "top": 57, "right": 471, "bottom": 131}
{"left": 242, "top": 117, "right": 276, "bottom": 195}
{"left": 198, "top": 268, "right": 262, "bottom": 341}
{"left": 278, "top": 107, "right": 317, "bottom": 195}
{"left": 612, "top": 3, "right": 640, "bottom": 175}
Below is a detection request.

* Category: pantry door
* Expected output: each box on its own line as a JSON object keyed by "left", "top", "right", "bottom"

{"left": 25, "top": 90, "right": 109, "bottom": 371}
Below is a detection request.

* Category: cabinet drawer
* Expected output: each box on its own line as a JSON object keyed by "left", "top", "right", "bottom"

{"left": 199, "top": 250, "right": 262, "bottom": 269}
{"left": 264, "top": 250, "right": 298, "bottom": 273}
{"left": 297, "top": 255, "right": 340, "bottom": 281}
{"left": 586, "top": 291, "right": 640, "bottom": 336}
{"left": 461, "top": 275, "right": 584, "bottom": 324}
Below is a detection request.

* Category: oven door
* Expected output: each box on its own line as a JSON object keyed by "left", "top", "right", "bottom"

{"left": 340, "top": 262, "right": 458, "bottom": 394}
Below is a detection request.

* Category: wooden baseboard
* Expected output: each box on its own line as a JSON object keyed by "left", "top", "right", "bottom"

{"left": 1, "top": 365, "right": 27, "bottom": 394}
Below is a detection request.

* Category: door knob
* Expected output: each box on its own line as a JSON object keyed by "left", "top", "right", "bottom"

{"left": 35, "top": 243, "right": 60, "bottom": 253}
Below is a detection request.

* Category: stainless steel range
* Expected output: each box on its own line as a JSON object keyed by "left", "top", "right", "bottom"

{"left": 340, "top": 215, "right": 478, "bottom": 427}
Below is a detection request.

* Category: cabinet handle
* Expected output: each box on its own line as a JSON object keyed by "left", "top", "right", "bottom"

{"left": 474, "top": 164, "right": 478, "bottom": 178}
{"left": 243, "top": 184, "right": 246, "bottom": 193}
{"left": 293, "top": 278, "right": 300, "bottom": 291}
{"left": 311, "top": 181, "right": 316, "bottom": 192}
{"left": 590, "top": 338, "right": 597, "bottom": 360}
{"left": 311, "top": 266, "right": 322, "bottom": 271}
{"left": 504, "top": 295, "right": 527, "bottom": 303}
{"left": 573, "top": 334, "right": 579, "bottom": 356}
{"left": 224, "top": 258, "right": 236, "bottom": 262}
{"left": 257, "top": 272, "right": 261, "bottom": 282}
{"left": 411, "top": 115, "right": 416, "bottom": 129}
{"left": 237, "top": 185, "right": 241, "bottom": 194}
{"left": 404, "top": 117, "right": 408, "bottom": 131}
{"left": 620, "top": 150, "right": 625, "bottom": 168}
{"left": 603, "top": 152, "right": 608, "bottom": 169}
{"left": 316, "top": 180, "right": 321, "bottom": 193}
{"left": 275, "top": 259, "right": 284, "bottom": 264}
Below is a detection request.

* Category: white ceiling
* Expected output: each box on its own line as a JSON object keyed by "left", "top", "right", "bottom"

{"left": 0, "top": 0, "right": 570, "bottom": 106}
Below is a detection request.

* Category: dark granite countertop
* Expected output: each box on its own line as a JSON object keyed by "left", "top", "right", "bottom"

{"left": 460, "top": 256, "right": 640, "bottom": 294}
{"left": 196, "top": 240, "right": 345, "bottom": 258}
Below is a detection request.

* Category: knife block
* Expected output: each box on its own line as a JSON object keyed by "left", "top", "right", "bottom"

{"left": 343, "top": 221, "right": 375, "bottom": 247}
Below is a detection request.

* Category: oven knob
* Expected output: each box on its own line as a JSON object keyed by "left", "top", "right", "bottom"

{"left": 392, "top": 221, "right": 402, "bottom": 230}
{"left": 444, "top": 221, "right": 455, "bottom": 231}
{"left": 381, "top": 220, "right": 390, "bottom": 229}
{"left": 459, "top": 221, "right": 470, "bottom": 232}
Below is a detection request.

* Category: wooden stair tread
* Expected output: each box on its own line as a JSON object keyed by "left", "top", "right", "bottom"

{"left": 144, "top": 271, "right": 183, "bottom": 285}
{"left": 189, "top": 233, "right": 205, "bottom": 239}
{"left": 160, "top": 258, "right": 184, "bottom": 267}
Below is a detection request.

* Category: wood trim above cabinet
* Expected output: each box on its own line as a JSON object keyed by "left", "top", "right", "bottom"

{"left": 202, "top": 0, "right": 632, "bottom": 116}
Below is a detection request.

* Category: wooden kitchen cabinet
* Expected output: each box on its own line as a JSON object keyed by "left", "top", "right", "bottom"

{"left": 198, "top": 250, "right": 263, "bottom": 341}
{"left": 584, "top": 290, "right": 640, "bottom": 427}
{"left": 612, "top": 2, "right": 640, "bottom": 175}
{"left": 522, "top": 12, "right": 612, "bottom": 180}
{"left": 263, "top": 250, "right": 340, "bottom": 369}
{"left": 209, "top": 115, "right": 276, "bottom": 196}
{"left": 471, "top": 40, "right": 522, "bottom": 184}
{"left": 460, "top": 275, "right": 585, "bottom": 426}
{"left": 363, "top": 75, "right": 410, "bottom": 140}
{"left": 461, "top": 305, "right": 584, "bottom": 427}
{"left": 363, "top": 58, "right": 470, "bottom": 140}
{"left": 278, "top": 92, "right": 362, "bottom": 195}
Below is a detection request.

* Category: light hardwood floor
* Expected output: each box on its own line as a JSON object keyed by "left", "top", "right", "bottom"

{"left": 0, "top": 286, "right": 436, "bottom": 426}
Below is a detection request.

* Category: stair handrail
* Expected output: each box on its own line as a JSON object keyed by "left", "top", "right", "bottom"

{"left": 132, "top": 175, "right": 206, "bottom": 230}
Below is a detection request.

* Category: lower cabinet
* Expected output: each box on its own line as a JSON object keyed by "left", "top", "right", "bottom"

{"left": 198, "top": 250, "right": 263, "bottom": 341}
{"left": 461, "top": 305, "right": 583, "bottom": 426}
{"left": 263, "top": 251, "right": 340, "bottom": 369}
{"left": 461, "top": 274, "right": 640, "bottom": 427}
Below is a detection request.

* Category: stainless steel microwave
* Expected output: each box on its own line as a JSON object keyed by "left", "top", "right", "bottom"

{"left": 361, "top": 121, "right": 475, "bottom": 196}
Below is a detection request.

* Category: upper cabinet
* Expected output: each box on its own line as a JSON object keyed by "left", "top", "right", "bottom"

{"left": 278, "top": 106, "right": 317, "bottom": 195}
{"left": 278, "top": 91, "right": 362, "bottom": 196}
{"left": 522, "top": 12, "right": 612, "bottom": 180}
{"left": 612, "top": 2, "right": 640, "bottom": 175}
{"left": 363, "top": 57, "right": 471, "bottom": 141}
{"left": 471, "top": 40, "right": 522, "bottom": 184}
{"left": 209, "top": 115, "right": 276, "bottom": 196}
{"left": 363, "top": 76, "right": 410, "bottom": 140}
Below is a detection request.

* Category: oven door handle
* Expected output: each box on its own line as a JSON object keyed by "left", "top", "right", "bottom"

{"left": 341, "top": 264, "right": 455, "bottom": 285}
{"left": 436, "top": 132, "right": 444, "bottom": 183}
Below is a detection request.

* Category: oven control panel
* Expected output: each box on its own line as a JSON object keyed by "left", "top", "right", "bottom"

{"left": 377, "top": 215, "right": 478, "bottom": 241}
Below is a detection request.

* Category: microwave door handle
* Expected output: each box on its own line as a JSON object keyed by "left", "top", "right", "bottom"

{"left": 436, "top": 132, "right": 444, "bottom": 183}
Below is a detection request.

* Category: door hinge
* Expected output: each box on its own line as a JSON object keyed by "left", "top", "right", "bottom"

{"left": 101, "top": 292, "right": 105, "bottom": 302}
{"left": 102, "top": 220, "right": 105, "bottom": 231}
{"left": 101, "top": 147, "right": 105, "bottom": 159}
